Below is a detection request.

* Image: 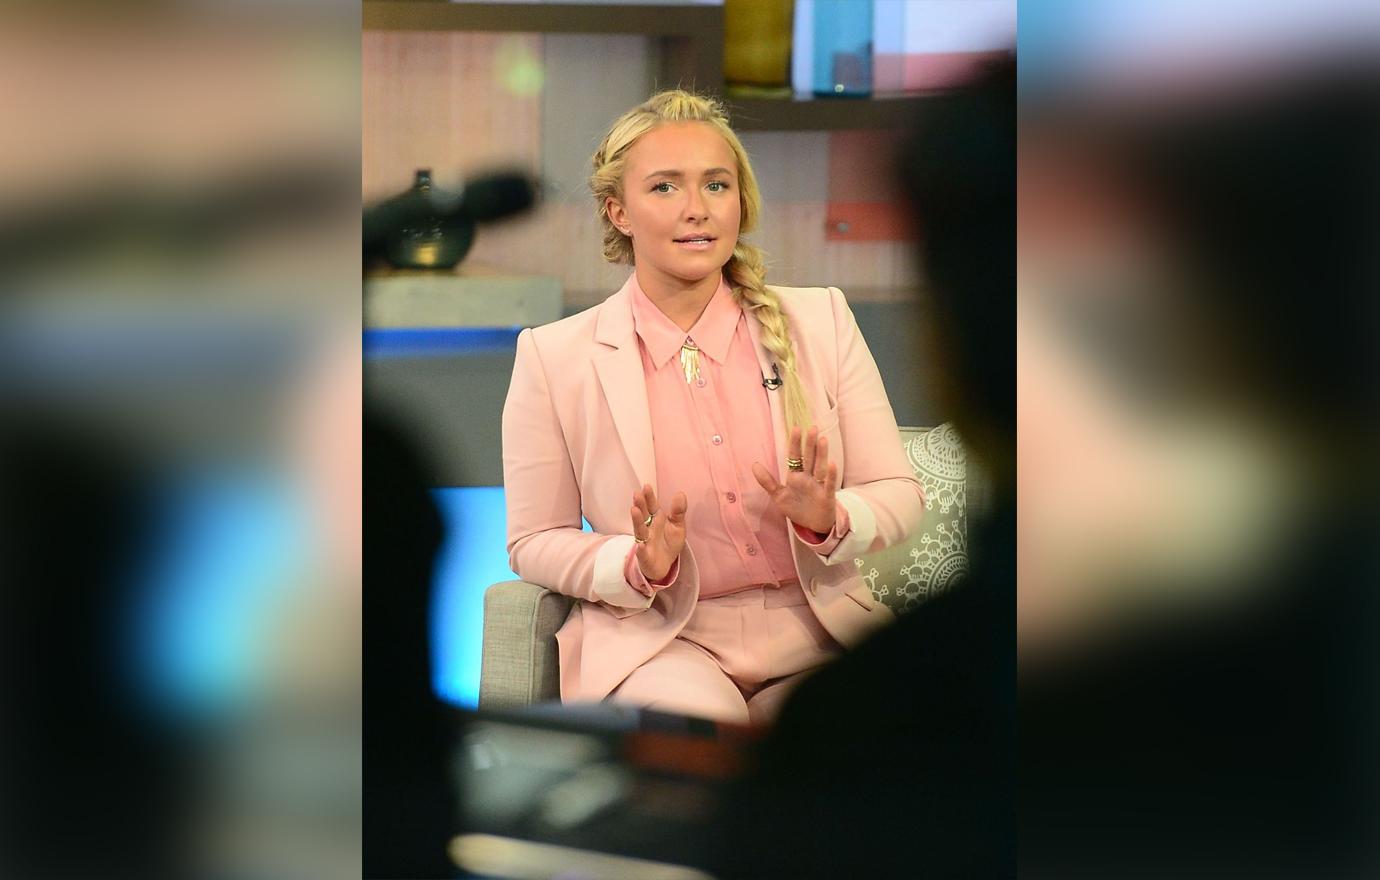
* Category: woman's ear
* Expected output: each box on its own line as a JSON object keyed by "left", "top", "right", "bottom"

{"left": 606, "top": 196, "right": 630, "bottom": 236}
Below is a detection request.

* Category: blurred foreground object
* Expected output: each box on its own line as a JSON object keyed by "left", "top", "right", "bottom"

{"left": 453, "top": 706, "right": 760, "bottom": 878}
{"left": 363, "top": 407, "right": 456, "bottom": 878}
{"left": 1019, "top": 5, "right": 1380, "bottom": 874}
{"left": 710, "top": 55, "right": 1016, "bottom": 879}
{"left": 0, "top": 6, "right": 361, "bottom": 878}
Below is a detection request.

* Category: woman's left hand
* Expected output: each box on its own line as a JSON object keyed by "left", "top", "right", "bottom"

{"left": 752, "top": 424, "right": 838, "bottom": 535}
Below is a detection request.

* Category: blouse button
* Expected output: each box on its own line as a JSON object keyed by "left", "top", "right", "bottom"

{"left": 711, "top": 434, "right": 723, "bottom": 445}
{"left": 726, "top": 491, "right": 737, "bottom": 503}
{"left": 746, "top": 544, "right": 758, "bottom": 556}
{"left": 695, "top": 377, "right": 706, "bottom": 388}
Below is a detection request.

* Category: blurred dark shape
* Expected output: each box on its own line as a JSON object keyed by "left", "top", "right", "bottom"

{"left": 0, "top": 158, "right": 352, "bottom": 277}
{"left": 363, "top": 168, "right": 539, "bottom": 269}
{"left": 1148, "top": 73, "right": 1379, "bottom": 446}
{"left": 895, "top": 60, "right": 1016, "bottom": 488}
{"left": 708, "top": 57, "right": 1016, "bottom": 879}
{"left": 363, "top": 403, "right": 460, "bottom": 879}
{"left": 457, "top": 170, "right": 541, "bottom": 224}
{"left": 1019, "top": 63, "right": 1380, "bottom": 876}
{"left": 0, "top": 412, "right": 192, "bottom": 879}
{"left": 1036, "top": 63, "right": 1380, "bottom": 448}
{"left": 0, "top": 11, "right": 360, "bottom": 877}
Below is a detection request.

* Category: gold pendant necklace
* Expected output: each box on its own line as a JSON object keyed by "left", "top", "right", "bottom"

{"left": 679, "top": 337, "right": 700, "bottom": 384}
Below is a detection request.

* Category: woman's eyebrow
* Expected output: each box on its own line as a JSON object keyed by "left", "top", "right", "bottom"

{"left": 643, "top": 166, "right": 735, "bottom": 180}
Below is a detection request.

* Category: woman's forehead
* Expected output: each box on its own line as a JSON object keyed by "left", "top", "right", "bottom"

{"left": 629, "top": 122, "right": 737, "bottom": 174}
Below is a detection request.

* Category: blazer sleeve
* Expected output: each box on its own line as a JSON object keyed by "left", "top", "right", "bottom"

{"left": 805, "top": 286, "right": 926, "bottom": 564}
{"left": 502, "top": 327, "right": 660, "bottom": 617}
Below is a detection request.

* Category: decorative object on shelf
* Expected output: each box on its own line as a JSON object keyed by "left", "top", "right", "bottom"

{"left": 810, "top": 0, "right": 872, "bottom": 97}
{"left": 790, "top": 0, "right": 813, "bottom": 96}
{"left": 872, "top": 0, "right": 907, "bottom": 92}
{"left": 365, "top": 168, "right": 538, "bottom": 271}
{"left": 724, "top": 0, "right": 795, "bottom": 92}
{"left": 379, "top": 169, "right": 475, "bottom": 270}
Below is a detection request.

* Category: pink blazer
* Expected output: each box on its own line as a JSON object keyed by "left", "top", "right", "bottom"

{"left": 501, "top": 272, "right": 925, "bottom": 703}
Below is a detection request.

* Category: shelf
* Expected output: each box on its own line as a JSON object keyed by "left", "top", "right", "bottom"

{"left": 726, "top": 91, "right": 941, "bottom": 132}
{"left": 365, "top": 1, "right": 946, "bottom": 131}
{"left": 363, "top": 1, "right": 723, "bottom": 98}
{"left": 365, "top": 262, "right": 563, "bottom": 329}
{"left": 363, "top": 1, "right": 721, "bottom": 36}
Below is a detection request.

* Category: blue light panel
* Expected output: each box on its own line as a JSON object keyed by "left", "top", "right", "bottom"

{"left": 429, "top": 486, "right": 590, "bottom": 708}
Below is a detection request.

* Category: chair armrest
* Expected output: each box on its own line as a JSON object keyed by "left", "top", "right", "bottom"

{"left": 479, "top": 580, "right": 575, "bottom": 709}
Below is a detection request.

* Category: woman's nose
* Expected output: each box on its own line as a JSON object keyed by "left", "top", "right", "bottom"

{"left": 684, "top": 188, "right": 707, "bottom": 219}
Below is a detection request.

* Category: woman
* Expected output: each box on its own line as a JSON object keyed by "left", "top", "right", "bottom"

{"left": 501, "top": 89, "right": 923, "bottom": 725}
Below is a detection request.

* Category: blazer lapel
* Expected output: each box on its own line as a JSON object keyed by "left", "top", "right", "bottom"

{"left": 594, "top": 279, "right": 657, "bottom": 492}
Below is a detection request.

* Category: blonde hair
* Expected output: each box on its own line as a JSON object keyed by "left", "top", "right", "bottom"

{"left": 588, "top": 88, "right": 814, "bottom": 434}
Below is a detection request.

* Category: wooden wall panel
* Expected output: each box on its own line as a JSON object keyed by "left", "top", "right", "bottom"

{"left": 363, "top": 31, "right": 543, "bottom": 201}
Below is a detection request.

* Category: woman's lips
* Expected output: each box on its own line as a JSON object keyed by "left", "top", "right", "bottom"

{"left": 674, "top": 237, "right": 715, "bottom": 251}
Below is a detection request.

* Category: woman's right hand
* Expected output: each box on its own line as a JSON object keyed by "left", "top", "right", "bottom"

{"left": 630, "top": 483, "right": 687, "bottom": 582}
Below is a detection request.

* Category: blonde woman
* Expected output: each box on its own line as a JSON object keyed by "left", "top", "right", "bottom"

{"left": 501, "top": 89, "right": 923, "bottom": 725}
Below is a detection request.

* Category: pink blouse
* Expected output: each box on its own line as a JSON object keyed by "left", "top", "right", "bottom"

{"left": 621, "top": 272, "right": 852, "bottom": 600}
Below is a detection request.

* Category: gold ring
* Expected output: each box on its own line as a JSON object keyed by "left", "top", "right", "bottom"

{"left": 634, "top": 535, "right": 646, "bottom": 544}
{"left": 643, "top": 512, "right": 655, "bottom": 527}
{"left": 786, "top": 457, "right": 804, "bottom": 471}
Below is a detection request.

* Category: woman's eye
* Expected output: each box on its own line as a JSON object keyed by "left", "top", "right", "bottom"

{"left": 651, "top": 181, "right": 730, "bottom": 193}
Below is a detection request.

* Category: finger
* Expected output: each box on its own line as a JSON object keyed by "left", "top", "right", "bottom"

{"left": 639, "top": 484, "right": 665, "bottom": 543}
{"left": 752, "top": 461, "right": 780, "bottom": 494}
{"left": 802, "top": 425, "right": 819, "bottom": 475}
{"left": 813, "top": 434, "right": 829, "bottom": 483}
{"left": 825, "top": 460, "right": 838, "bottom": 495}
{"left": 633, "top": 484, "right": 652, "bottom": 534}
{"left": 631, "top": 503, "right": 648, "bottom": 542}
{"left": 787, "top": 425, "right": 802, "bottom": 466}
{"left": 668, "top": 491, "right": 688, "bottom": 523}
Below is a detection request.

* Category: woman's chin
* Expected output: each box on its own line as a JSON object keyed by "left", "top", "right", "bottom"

{"left": 659, "top": 255, "right": 728, "bottom": 282}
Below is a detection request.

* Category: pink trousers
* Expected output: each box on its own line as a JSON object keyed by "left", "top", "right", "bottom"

{"left": 605, "top": 579, "right": 845, "bottom": 726}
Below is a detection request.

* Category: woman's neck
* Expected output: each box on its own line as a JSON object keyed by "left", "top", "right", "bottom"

{"left": 636, "top": 266, "right": 721, "bottom": 332}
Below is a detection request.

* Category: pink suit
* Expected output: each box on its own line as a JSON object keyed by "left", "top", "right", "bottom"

{"left": 501, "top": 270, "right": 924, "bottom": 715}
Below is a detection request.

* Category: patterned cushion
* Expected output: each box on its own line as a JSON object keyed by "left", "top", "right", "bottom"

{"left": 854, "top": 423, "right": 971, "bottom": 616}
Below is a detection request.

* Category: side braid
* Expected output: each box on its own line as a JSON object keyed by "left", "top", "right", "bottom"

{"left": 724, "top": 241, "right": 814, "bottom": 434}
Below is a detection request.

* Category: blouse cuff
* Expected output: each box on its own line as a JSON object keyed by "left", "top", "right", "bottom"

{"left": 792, "top": 501, "right": 852, "bottom": 557}
{"left": 624, "top": 543, "right": 680, "bottom": 596}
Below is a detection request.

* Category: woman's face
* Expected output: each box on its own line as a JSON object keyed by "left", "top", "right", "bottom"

{"left": 606, "top": 121, "right": 742, "bottom": 285}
